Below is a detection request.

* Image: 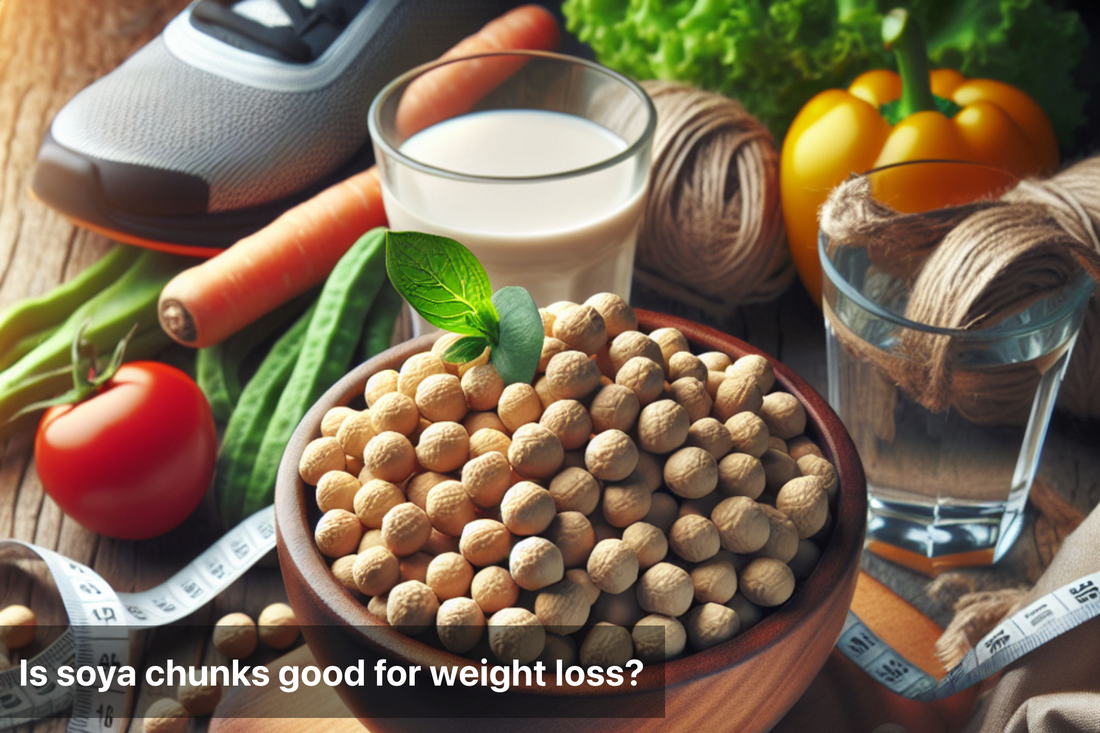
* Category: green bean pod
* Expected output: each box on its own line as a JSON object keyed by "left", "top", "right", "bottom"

{"left": 358, "top": 278, "right": 404, "bottom": 363}
{"left": 196, "top": 346, "right": 235, "bottom": 425}
{"left": 215, "top": 303, "right": 315, "bottom": 526}
{"left": 0, "top": 325, "right": 172, "bottom": 438}
{"left": 197, "top": 290, "right": 318, "bottom": 424}
{"left": 0, "top": 325, "right": 60, "bottom": 372}
{"left": 240, "top": 228, "right": 388, "bottom": 517}
{"left": 0, "top": 245, "right": 140, "bottom": 355}
{"left": 0, "top": 251, "right": 190, "bottom": 435}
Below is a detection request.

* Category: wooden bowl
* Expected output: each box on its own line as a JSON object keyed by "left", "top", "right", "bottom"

{"left": 276, "top": 310, "right": 866, "bottom": 732}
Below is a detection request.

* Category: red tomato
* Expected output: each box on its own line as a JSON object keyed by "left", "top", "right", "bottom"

{"left": 35, "top": 362, "right": 216, "bottom": 540}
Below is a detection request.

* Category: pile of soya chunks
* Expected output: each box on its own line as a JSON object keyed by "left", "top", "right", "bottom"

{"left": 302, "top": 294, "right": 837, "bottom": 668}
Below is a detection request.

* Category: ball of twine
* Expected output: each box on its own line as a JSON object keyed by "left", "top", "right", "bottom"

{"left": 634, "top": 81, "right": 793, "bottom": 316}
{"left": 820, "top": 156, "right": 1100, "bottom": 422}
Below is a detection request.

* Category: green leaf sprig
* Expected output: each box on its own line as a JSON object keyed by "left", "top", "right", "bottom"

{"left": 385, "top": 231, "right": 543, "bottom": 386}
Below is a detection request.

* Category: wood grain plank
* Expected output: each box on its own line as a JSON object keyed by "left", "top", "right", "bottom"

{"left": 0, "top": 0, "right": 190, "bottom": 602}
{"left": 773, "top": 286, "right": 827, "bottom": 394}
{"left": 0, "top": 2, "right": 89, "bottom": 307}
{"left": 0, "top": 4, "right": 195, "bottom": 733}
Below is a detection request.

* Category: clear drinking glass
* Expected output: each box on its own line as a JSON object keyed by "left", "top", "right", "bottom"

{"left": 821, "top": 161, "right": 1094, "bottom": 573}
{"left": 369, "top": 51, "right": 656, "bottom": 333}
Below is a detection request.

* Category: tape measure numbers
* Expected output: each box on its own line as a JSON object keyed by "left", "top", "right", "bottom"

{"left": 2, "top": 505, "right": 1098, "bottom": 729}
{"left": 838, "top": 570, "right": 1100, "bottom": 700}
{"left": 0, "top": 506, "right": 276, "bottom": 733}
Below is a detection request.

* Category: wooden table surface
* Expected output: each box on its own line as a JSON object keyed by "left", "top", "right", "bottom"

{"left": 1, "top": 2, "right": 1098, "bottom": 732}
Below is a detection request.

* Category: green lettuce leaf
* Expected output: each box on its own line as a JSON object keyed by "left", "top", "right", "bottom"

{"left": 562, "top": 0, "right": 1089, "bottom": 146}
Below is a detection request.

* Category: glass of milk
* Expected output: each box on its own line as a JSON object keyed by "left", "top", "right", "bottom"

{"left": 368, "top": 51, "right": 656, "bottom": 334}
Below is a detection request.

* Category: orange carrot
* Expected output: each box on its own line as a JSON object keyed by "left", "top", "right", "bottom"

{"left": 395, "top": 4, "right": 562, "bottom": 138}
{"left": 158, "top": 167, "right": 385, "bottom": 347}
{"left": 158, "top": 5, "right": 561, "bottom": 348}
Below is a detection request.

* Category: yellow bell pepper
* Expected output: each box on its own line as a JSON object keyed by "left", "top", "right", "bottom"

{"left": 780, "top": 8, "right": 1059, "bottom": 305}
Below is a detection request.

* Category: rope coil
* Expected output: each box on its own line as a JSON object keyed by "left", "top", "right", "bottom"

{"left": 634, "top": 81, "right": 793, "bottom": 316}
{"left": 820, "top": 157, "right": 1100, "bottom": 423}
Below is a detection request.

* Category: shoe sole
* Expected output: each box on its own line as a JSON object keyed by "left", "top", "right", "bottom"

{"left": 30, "top": 129, "right": 375, "bottom": 257}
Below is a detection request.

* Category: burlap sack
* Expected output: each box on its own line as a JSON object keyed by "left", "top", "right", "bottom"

{"left": 964, "top": 504, "right": 1100, "bottom": 732}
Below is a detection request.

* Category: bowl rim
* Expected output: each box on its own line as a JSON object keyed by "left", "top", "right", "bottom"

{"left": 275, "top": 309, "right": 867, "bottom": 696}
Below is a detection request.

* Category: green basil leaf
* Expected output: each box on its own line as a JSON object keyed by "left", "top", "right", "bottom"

{"left": 490, "top": 286, "right": 542, "bottom": 386}
{"left": 385, "top": 231, "right": 498, "bottom": 337}
{"left": 476, "top": 301, "right": 501, "bottom": 344}
{"left": 443, "top": 335, "right": 490, "bottom": 365}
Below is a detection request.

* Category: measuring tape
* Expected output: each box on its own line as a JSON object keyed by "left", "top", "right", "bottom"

{"left": 1, "top": 505, "right": 1098, "bottom": 728}
{"left": 838, "top": 570, "right": 1100, "bottom": 700}
{"left": 0, "top": 506, "right": 275, "bottom": 732}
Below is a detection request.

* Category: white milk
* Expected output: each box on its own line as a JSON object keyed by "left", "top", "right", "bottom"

{"left": 380, "top": 110, "right": 646, "bottom": 325}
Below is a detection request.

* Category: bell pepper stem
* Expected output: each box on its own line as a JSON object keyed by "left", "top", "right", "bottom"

{"left": 883, "top": 8, "right": 936, "bottom": 119}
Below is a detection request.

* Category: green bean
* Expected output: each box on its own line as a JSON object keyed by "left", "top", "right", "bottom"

{"left": 196, "top": 347, "right": 234, "bottom": 424}
{"left": 358, "top": 279, "right": 404, "bottom": 363}
{"left": 0, "top": 251, "right": 190, "bottom": 436}
{"left": 0, "top": 325, "right": 60, "bottom": 372}
{"left": 240, "top": 228, "right": 388, "bottom": 517}
{"left": 215, "top": 303, "right": 315, "bottom": 526}
{"left": 0, "top": 325, "right": 172, "bottom": 438}
{"left": 197, "top": 290, "right": 318, "bottom": 423}
{"left": 0, "top": 245, "right": 139, "bottom": 355}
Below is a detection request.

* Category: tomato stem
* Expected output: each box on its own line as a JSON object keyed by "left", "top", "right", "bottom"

{"left": 5, "top": 324, "right": 139, "bottom": 423}
{"left": 882, "top": 8, "right": 936, "bottom": 121}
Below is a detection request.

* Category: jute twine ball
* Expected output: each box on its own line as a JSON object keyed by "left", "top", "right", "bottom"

{"left": 820, "top": 157, "right": 1100, "bottom": 421}
{"left": 635, "top": 81, "right": 793, "bottom": 316}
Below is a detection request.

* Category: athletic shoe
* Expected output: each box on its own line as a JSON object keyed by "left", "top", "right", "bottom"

{"left": 31, "top": 0, "right": 514, "bottom": 254}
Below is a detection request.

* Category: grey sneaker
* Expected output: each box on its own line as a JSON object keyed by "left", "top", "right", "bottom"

{"left": 31, "top": 0, "right": 514, "bottom": 252}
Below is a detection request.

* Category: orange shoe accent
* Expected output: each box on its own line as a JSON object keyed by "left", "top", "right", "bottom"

{"left": 27, "top": 186, "right": 223, "bottom": 259}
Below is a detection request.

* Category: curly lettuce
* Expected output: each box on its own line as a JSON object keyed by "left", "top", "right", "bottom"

{"left": 562, "top": 0, "right": 1088, "bottom": 145}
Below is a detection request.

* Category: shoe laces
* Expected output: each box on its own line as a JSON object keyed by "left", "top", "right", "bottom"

{"left": 269, "top": 0, "right": 349, "bottom": 35}
{"left": 193, "top": 0, "right": 360, "bottom": 62}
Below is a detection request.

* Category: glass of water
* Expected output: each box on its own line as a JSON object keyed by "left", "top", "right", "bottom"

{"left": 821, "top": 160, "right": 1094, "bottom": 573}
